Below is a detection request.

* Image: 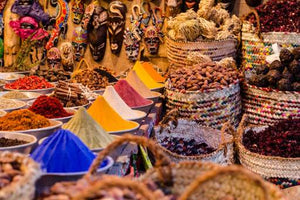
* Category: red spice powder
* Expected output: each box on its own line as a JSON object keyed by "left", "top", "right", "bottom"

{"left": 5, "top": 76, "right": 53, "bottom": 90}
{"left": 114, "top": 80, "right": 152, "bottom": 107}
{"left": 29, "top": 95, "right": 72, "bottom": 119}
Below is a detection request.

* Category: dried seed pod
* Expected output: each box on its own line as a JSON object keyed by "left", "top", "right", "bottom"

{"left": 278, "top": 78, "right": 292, "bottom": 91}
{"left": 280, "top": 48, "right": 294, "bottom": 64}
{"left": 269, "top": 60, "right": 284, "bottom": 72}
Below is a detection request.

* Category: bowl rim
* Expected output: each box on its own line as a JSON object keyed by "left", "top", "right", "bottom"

{"left": 0, "top": 91, "right": 42, "bottom": 101}
{"left": 41, "top": 156, "right": 114, "bottom": 176}
{"left": 3, "top": 86, "right": 55, "bottom": 93}
{"left": 49, "top": 108, "right": 76, "bottom": 121}
{"left": 0, "top": 132, "right": 37, "bottom": 150}
{"left": 0, "top": 120, "right": 62, "bottom": 133}
{"left": 107, "top": 121, "right": 140, "bottom": 134}
{"left": 0, "top": 99, "right": 27, "bottom": 112}
{"left": 126, "top": 110, "right": 147, "bottom": 121}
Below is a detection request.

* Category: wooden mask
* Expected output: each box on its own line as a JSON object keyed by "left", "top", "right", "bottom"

{"left": 71, "top": 0, "right": 84, "bottom": 24}
{"left": 47, "top": 47, "right": 62, "bottom": 70}
{"left": 88, "top": 6, "right": 108, "bottom": 61}
{"left": 124, "top": 29, "right": 140, "bottom": 62}
{"left": 108, "top": 1, "right": 127, "bottom": 55}
{"left": 72, "top": 27, "right": 88, "bottom": 62}
{"left": 59, "top": 42, "right": 74, "bottom": 72}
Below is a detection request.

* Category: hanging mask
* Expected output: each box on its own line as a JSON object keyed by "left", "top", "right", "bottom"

{"left": 11, "top": 0, "right": 50, "bottom": 24}
{"left": 144, "top": 25, "right": 162, "bottom": 55}
{"left": 166, "top": 0, "right": 182, "bottom": 17}
{"left": 9, "top": 16, "right": 49, "bottom": 40}
{"left": 72, "top": 27, "right": 88, "bottom": 62}
{"left": 71, "top": 0, "right": 84, "bottom": 24}
{"left": 0, "top": 0, "right": 7, "bottom": 14}
{"left": 59, "top": 42, "right": 74, "bottom": 72}
{"left": 47, "top": 47, "right": 62, "bottom": 70}
{"left": 182, "top": 0, "right": 199, "bottom": 12}
{"left": 88, "top": 6, "right": 108, "bottom": 61}
{"left": 124, "top": 29, "right": 140, "bottom": 62}
{"left": 108, "top": 1, "right": 127, "bottom": 55}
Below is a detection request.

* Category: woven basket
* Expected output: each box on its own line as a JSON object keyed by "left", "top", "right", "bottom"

{"left": 236, "top": 115, "right": 300, "bottom": 182}
{"left": 241, "top": 10, "right": 300, "bottom": 79}
{"left": 242, "top": 82, "right": 300, "bottom": 125}
{"left": 165, "top": 81, "right": 241, "bottom": 129}
{"left": 166, "top": 36, "right": 237, "bottom": 68}
{"left": 179, "top": 165, "right": 285, "bottom": 200}
{"left": 154, "top": 110, "right": 234, "bottom": 165}
{"left": 0, "top": 151, "right": 41, "bottom": 200}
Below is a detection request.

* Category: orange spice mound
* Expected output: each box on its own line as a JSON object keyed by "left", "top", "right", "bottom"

{"left": 0, "top": 109, "right": 50, "bottom": 131}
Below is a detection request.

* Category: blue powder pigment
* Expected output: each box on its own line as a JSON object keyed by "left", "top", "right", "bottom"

{"left": 31, "top": 129, "right": 107, "bottom": 173}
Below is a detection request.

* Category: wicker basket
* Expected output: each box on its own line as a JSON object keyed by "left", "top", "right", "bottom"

{"left": 0, "top": 151, "right": 41, "bottom": 200}
{"left": 236, "top": 115, "right": 300, "bottom": 182}
{"left": 166, "top": 36, "right": 237, "bottom": 68}
{"left": 88, "top": 134, "right": 284, "bottom": 200}
{"left": 241, "top": 10, "right": 300, "bottom": 79}
{"left": 154, "top": 111, "right": 234, "bottom": 165}
{"left": 242, "top": 82, "right": 300, "bottom": 125}
{"left": 179, "top": 165, "right": 285, "bottom": 200}
{"left": 165, "top": 81, "right": 241, "bottom": 129}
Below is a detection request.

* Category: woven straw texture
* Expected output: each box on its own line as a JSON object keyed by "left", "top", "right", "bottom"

{"left": 242, "top": 83, "right": 300, "bottom": 125}
{"left": 165, "top": 81, "right": 241, "bottom": 129}
{"left": 154, "top": 115, "right": 234, "bottom": 165}
{"left": 166, "top": 36, "right": 237, "bottom": 68}
{"left": 241, "top": 11, "right": 300, "bottom": 79}
{"left": 237, "top": 115, "right": 300, "bottom": 180}
{"left": 0, "top": 151, "right": 41, "bottom": 200}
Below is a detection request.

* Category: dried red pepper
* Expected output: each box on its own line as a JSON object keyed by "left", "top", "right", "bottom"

{"left": 29, "top": 95, "right": 72, "bottom": 119}
{"left": 5, "top": 76, "right": 54, "bottom": 90}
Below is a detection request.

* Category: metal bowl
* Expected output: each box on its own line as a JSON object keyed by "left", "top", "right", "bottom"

{"left": 51, "top": 108, "right": 76, "bottom": 123}
{"left": 93, "top": 89, "right": 105, "bottom": 95}
{"left": 0, "top": 132, "right": 37, "bottom": 154}
{"left": 107, "top": 121, "right": 140, "bottom": 136}
{"left": 146, "top": 91, "right": 161, "bottom": 103}
{"left": 3, "top": 86, "right": 55, "bottom": 94}
{"left": 131, "top": 100, "right": 154, "bottom": 114}
{"left": 0, "top": 91, "right": 42, "bottom": 102}
{"left": 35, "top": 156, "right": 114, "bottom": 195}
{"left": 0, "top": 110, "right": 6, "bottom": 117}
{"left": 5, "top": 120, "right": 63, "bottom": 140}
{"left": 150, "top": 86, "right": 164, "bottom": 93}
{"left": 0, "top": 99, "right": 27, "bottom": 112}
{"left": 0, "top": 73, "right": 25, "bottom": 83}
{"left": 127, "top": 110, "right": 147, "bottom": 124}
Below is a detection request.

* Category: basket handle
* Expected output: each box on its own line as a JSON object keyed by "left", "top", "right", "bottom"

{"left": 75, "top": 58, "right": 91, "bottom": 71}
{"left": 242, "top": 9, "right": 262, "bottom": 39}
{"left": 237, "top": 114, "right": 248, "bottom": 138}
{"left": 159, "top": 109, "right": 179, "bottom": 127}
{"left": 74, "top": 176, "right": 156, "bottom": 200}
{"left": 179, "top": 166, "right": 271, "bottom": 200}
{"left": 84, "top": 134, "right": 172, "bottom": 183}
{"left": 219, "top": 122, "right": 235, "bottom": 149}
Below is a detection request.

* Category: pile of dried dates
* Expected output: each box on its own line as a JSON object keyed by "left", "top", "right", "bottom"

{"left": 243, "top": 119, "right": 300, "bottom": 158}
{"left": 249, "top": 48, "right": 300, "bottom": 91}
{"left": 160, "top": 137, "right": 216, "bottom": 156}
{"left": 167, "top": 63, "right": 240, "bottom": 92}
{"left": 51, "top": 81, "right": 89, "bottom": 107}
{"left": 71, "top": 67, "right": 117, "bottom": 91}
{"left": 33, "top": 69, "right": 71, "bottom": 82}
{"left": 0, "top": 157, "right": 24, "bottom": 189}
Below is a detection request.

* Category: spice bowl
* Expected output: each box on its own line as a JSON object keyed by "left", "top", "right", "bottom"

{"left": 0, "top": 110, "right": 6, "bottom": 117}
{"left": 52, "top": 108, "right": 77, "bottom": 123}
{"left": 3, "top": 87, "right": 55, "bottom": 95}
{"left": 0, "top": 132, "right": 37, "bottom": 154}
{"left": 107, "top": 122, "right": 140, "bottom": 136}
{"left": 0, "top": 91, "right": 42, "bottom": 102}
{"left": 1, "top": 99, "right": 27, "bottom": 112}
{"left": 131, "top": 100, "right": 154, "bottom": 114}
{"left": 146, "top": 91, "right": 162, "bottom": 103}
{"left": 13, "top": 120, "right": 63, "bottom": 140}
{"left": 128, "top": 110, "right": 147, "bottom": 124}
{"left": 35, "top": 156, "right": 114, "bottom": 196}
{"left": 0, "top": 73, "right": 25, "bottom": 83}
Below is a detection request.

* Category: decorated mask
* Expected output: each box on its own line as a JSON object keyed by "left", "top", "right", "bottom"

{"left": 182, "top": 0, "right": 199, "bottom": 12}
{"left": 47, "top": 47, "right": 62, "bottom": 70}
{"left": 124, "top": 29, "right": 140, "bottom": 61}
{"left": 0, "top": 0, "right": 7, "bottom": 13}
{"left": 9, "top": 16, "right": 49, "bottom": 40}
{"left": 11, "top": 0, "right": 50, "bottom": 24}
{"left": 144, "top": 25, "right": 162, "bottom": 55}
{"left": 72, "top": 27, "right": 87, "bottom": 62}
{"left": 71, "top": 0, "right": 84, "bottom": 24}
{"left": 59, "top": 42, "right": 74, "bottom": 72}
{"left": 108, "top": 1, "right": 127, "bottom": 55}
{"left": 166, "top": 0, "right": 182, "bottom": 17}
{"left": 87, "top": 6, "right": 108, "bottom": 61}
